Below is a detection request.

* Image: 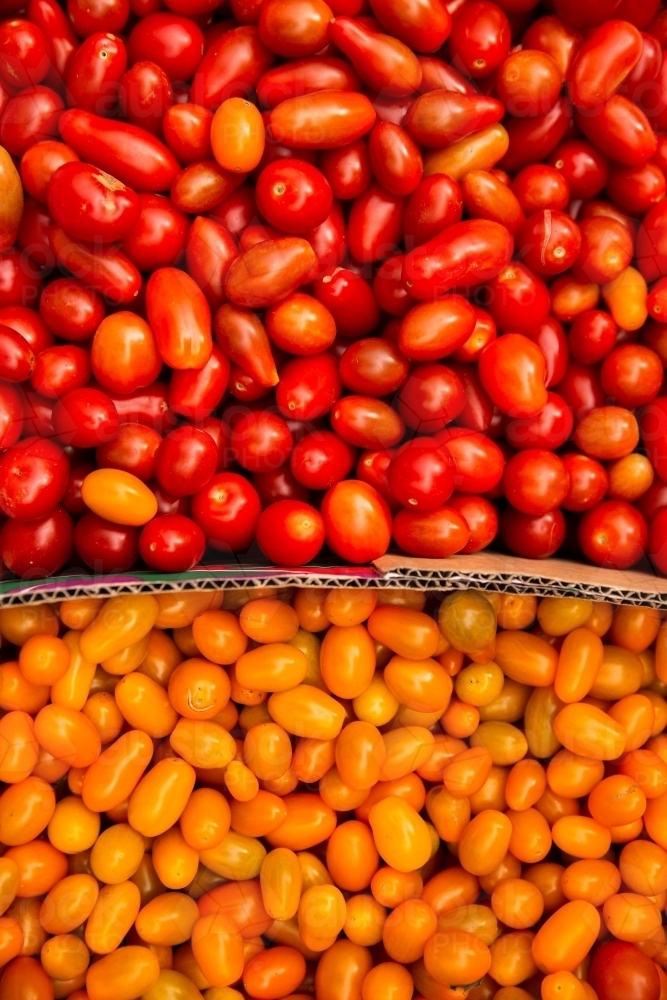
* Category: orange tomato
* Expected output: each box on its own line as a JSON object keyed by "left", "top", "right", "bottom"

{"left": 552, "top": 815, "right": 612, "bottom": 859}
{"left": 128, "top": 758, "right": 196, "bottom": 837}
{"left": 505, "top": 759, "right": 547, "bottom": 811}
{"left": 0, "top": 711, "right": 39, "bottom": 783}
{"left": 553, "top": 704, "right": 627, "bottom": 760}
{"left": 368, "top": 796, "right": 431, "bottom": 873}
{"left": 320, "top": 624, "right": 376, "bottom": 699}
{"left": 5, "top": 840, "right": 68, "bottom": 897}
{"left": 260, "top": 848, "right": 302, "bottom": 921}
{"left": 314, "top": 938, "right": 373, "bottom": 1000}
{"left": 458, "top": 810, "right": 513, "bottom": 876}
{"left": 603, "top": 891, "right": 662, "bottom": 942}
{"left": 85, "top": 881, "right": 142, "bottom": 954}
{"left": 168, "top": 658, "right": 231, "bottom": 719}
{"left": 443, "top": 746, "right": 493, "bottom": 797}
{"left": 268, "top": 685, "right": 345, "bottom": 739}
{"left": 86, "top": 945, "right": 160, "bottom": 1000}
{"left": 82, "top": 730, "right": 153, "bottom": 813}
{"left": 367, "top": 605, "right": 441, "bottom": 659}
{"left": 326, "top": 820, "right": 379, "bottom": 892}
{"left": 424, "top": 929, "right": 491, "bottom": 988}
{"left": 383, "top": 898, "right": 437, "bottom": 963}
{"left": 619, "top": 839, "right": 667, "bottom": 895}
{"left": 81, "top": 468, "right": 158, "bottom": 526}
{"left": 152, "top": 825, "right": 200, "bottom": 890}
{"left": 211, "top": 97, "right": 265, "bottom": 173}
{"left": 561, "top": 859, "right": 621, "bottom": 907}
{"left": 495, "top": 631, "right": 558, "bottom": 686}
{"left": 555, "top": 629, "right": 604, "bottom": 704}
{"left": 489, "top": 930, "right": 537, "bottom": 987}
{"left": 507, "top": 808, "right": 552, "bottom": 863}
{"left": 297, "top": 884, "right": 346, "bottom": 951}
{"left": 531, "top": 900, "right": 600, "bottom": 973}
{"left": 491, "top": 878, "right": 544, "bottom": 929}
{"left": 39, "top": 874, "right": 98, "bottom": 934}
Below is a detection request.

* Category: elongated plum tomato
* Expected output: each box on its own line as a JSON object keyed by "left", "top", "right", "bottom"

{"left": 321, "top": 480, "right": 392, "bottom": 563}
{"left": 479, "top": 334, "right": 548, "bottom": 417}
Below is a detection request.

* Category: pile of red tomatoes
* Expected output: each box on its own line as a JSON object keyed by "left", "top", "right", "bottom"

{"left": 0, "top": 0, "right": 667, "bottom": 575}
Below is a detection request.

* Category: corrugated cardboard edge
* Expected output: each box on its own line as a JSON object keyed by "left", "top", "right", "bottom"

{"left": 374, "top": 553, "right": 667, "bottom": 608}
{"left": 0, "top": 553, "right": 666, "bottom": 608}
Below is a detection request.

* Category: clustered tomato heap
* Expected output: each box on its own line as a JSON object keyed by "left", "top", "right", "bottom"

{"left": 0, "top": 587, "right": 667, "bottom": 1000}
{"left": 3, "top": 0, "right": 667, "bottom": 574}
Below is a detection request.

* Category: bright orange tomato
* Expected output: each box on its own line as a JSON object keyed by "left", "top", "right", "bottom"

{"left": 211, "top": 97, "right": 265, "bottom": 173}
{"left": 531, "top": 900, "right": 600, "bottom": 973}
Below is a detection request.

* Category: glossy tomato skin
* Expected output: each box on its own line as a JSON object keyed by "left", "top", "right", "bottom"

{"left": 65, "top": 31, "right": 128, "bottom": 117}
{"left": 505, "top": 392, "right": 573, "bottom": 451}
{"left": 579, "top": 500, "right": 648, "bottom": 569}
{"left": 314, "top": 268, "right": 380, "bottom": 339}
{"left": 403, "top": 219, "right": 514, "bottom": 298}
{"left": 290, "top": 430, "right": 356, "bottom": 491}
{"left": 122, "top": 194, "right": 189, "bottom": 272}
{"left": 52, "top": 388, "right": 119, "bottom": 449}
{"left": 0, "top": 505, "right": 73, "bottom": 578}
{"left": 231, "top": 411, "right": 294, "bottom": 473}
{"left": 47, "top": 162, "right": 140, "bottom": 245}
{"left": 74, "top": 511, "right": 139, "bottom": 572}
{"left": 191, "top": 471, "right": 262, "bottom": 551}
{"left": 0, "top": 437, "right": 69, "bottom": 520}
{"left": 448, "top": 493, "right": 498, "bottom": 553}
{"left": 59, "top": 109, "right": 180, "bottom": 193}
{"left": 397, "top": 364, "right": 465, "bottom": 432}
{"left": 256, "top": 158, "right": 333, "bottom": 234}
{"left": 503, "top": 449, "right": 569, "bottom": 516}
{"left": 154, "top": 426, "right": 218, "bottom": 497}
{"left": 39, "top": 279, "right": 105, "bottom": 342}
{"left": 139, "top": 514, "right": 206, "bottom": 572}
{"left": 276, "top": 354, "right": 341, "bottom": 421}
{"left": 30, "top": 345, "right": 91, "bottom": 399}
{"left": 322, "top": 479, "right": 392, "bottom": 563}
{"left": 128, "top": 13, "right": 204, "bottom": 81}
{"left": 589, "top": 940, "right": 660, "bottom": 1000}
{"left": 500, "top": 506, "right": 566, "bottom": 559}
{"left": 96, "top": 422, "right": 161, "bottom": 482}
{"left": 256, "top": 499, "right": 325, "bottom": 565}
{"left": 388, "top": 437, "right": 455, "bottom": 511}
{"left": 0, "top": 86, "right": 64, "bottom": 158}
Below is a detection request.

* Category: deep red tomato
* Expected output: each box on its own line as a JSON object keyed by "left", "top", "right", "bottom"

{"left": 388, "top": 437, "right": 455, "bottom": 511}
{"left": 314, "top": 268, "right": 380, "bottom": 340}
{"left": 499, "top": 506, "right": 566, "bottom": 559}
{"left": 0, "top": 307, "right": 51, "bottom": 356}
{"left": 139, "top": 514, "right": 206, "bottom": 572}
{"left": 122, "top": 194, "right": 189, "bottom": 272}
{"left": 393, "top": 505, "right": 470, "bottom": 557}
{"left": 579, "top": 500, "right": 648, "bottom": 569}
{"left": 397, "top": 363, "right": 465, "bottom": 432}
{"left": 38, "top": 278, "right": 105, "bottom": 342}
{"left": 589, "top": 941, "right": 660, "bottom": 1000}
{"left": 339, "top": 338, "right": 409, "bottom": 396}
{"left": 62, "top": 460, "right": 96, "bottom": 516}
{"left": 252, "top": 463, "right": 309, "bottom": 506}
{"left": 600, "top": 344, "right": 664, "bottom": 408}
{"left": 487, "top": 263, "right": 551, "bottom": 334}
{"left": 256, "top": 158, "right": 333, "bottom": 234}
{"left": 0, "top": 86, "right": 64, "bottom": 158}
{"left": 47, "top": 162, "right": 140, "bottom": 245}
{"left": 65, "top": 31, "right": 128, "bottom": 117}
{"left": 437, "top": 428, "right": 505, "bottom": 493}
{"left": 74, "top": 511, "right": 139, "bottom": 573}
{"left": 231, "top": 411, "right": 293, "bottom": 473}
{"left": 30, "top": 345, "right": 91, "bottom": 399}
{"left": 155, "top": 425, "right": 218, "bottom": 497}
{"left": 356, "top": 448, "right": 395, "bottom": 508}
{"left": 1, "top": 505, "right": 73, "bottom": 578}
{"left": 505, "top": 392, "right": 573, "bottom": 451}
{"left": 128, "top": 13, "right": 204, "bottom": 81}
{"left": 0, "top": 18, "right": 50, "bottom": 90}
{"left": 448, "top": 493, "right": 498, "bottom": 553}
{"left": 0, "top": 437, "right": 69, "bottom": 520}
{"left": 52, "top": 387, "right": 119, "bottom": 448}
{"left": 321, "top": 479, "right": 392, "bottom": 563}
{"left": 649, "top": 508, "right": 667, "bottom": 578}
{"left": 169, "top": 346, "right": 230, "bottom": 423}
{"left": 568, "top": 310, "right": 617, "bottom": 365}
{"left": 96, "top": 423, "right": 161, "bottom": 482}
{"left": 503, "top": 449, "right": 569, "bottom": 516}
{"left": 276, "top": 354, "right": 342, "bottom": 421}
{"left": 256, "top": 499, "right": 325, "bottom": 565}
{"left": 191, "top": 471, "right": 262, "bottom": 551}
{"left": 120, "top": 61, "right": 174, "bottom": 136}
{"left": 448, "top": 0, "right": 511, "bottom": 78}
{"left": 0, "top": 325, "right": 34, "bottom": 383}
{"left": 290, "top": 430, "right": 356, "bottom": 491}
{"left": 67, "top": 0, "right": 130, "bottom": 35}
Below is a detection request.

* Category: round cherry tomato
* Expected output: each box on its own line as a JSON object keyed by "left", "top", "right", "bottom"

{"left": 256, "top": 499, "right": 325, "bottom": 565}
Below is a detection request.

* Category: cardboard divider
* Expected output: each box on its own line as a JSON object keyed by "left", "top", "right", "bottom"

{"left": 0, "top": 553, "right": 666, "bottom": 607}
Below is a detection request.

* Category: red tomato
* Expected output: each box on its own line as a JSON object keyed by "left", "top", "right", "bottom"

{"left": 290, "top": 430, "right": 356, "bottom": 491}
{"left": 388, "top": 437, "right": 455, "bottom": 510}
{"left": 139, "top": 514, "right": 206, "bottom": 572}
{"left": 74, "top": 511, "right": 139, "bottom": 572}
{"left": 321, "top": 479, "right": 392, "bottom": 563}
{"left": 191, "top": 472, "right": 262, "bottom": 551}
{"left": 589, "top": 940, "right": 661, "bottom": 1000}
{"left": 1, "top": 505, "right": 73, "bottom": 577}
{"left": 256, "top": 499, "right": 325, "bottom": 565}
{"left": 0, "top": 437, "right": 69, "bottom": 520}
{"left": 155, "top": 426, "right": 218, "bottom": 497}
{"left": 579, "top": 500, "right": 648, "bottom": 569}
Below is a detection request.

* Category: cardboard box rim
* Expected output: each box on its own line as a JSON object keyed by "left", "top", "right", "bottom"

{"left": 1, "top": 552, "right": 666, "bottom": 609}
